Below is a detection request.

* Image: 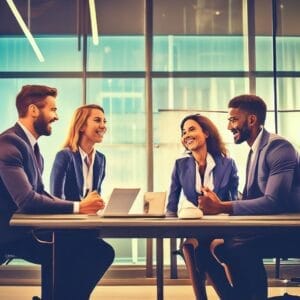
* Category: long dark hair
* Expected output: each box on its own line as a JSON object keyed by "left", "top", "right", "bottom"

{"left": 180, "top": 114, "right": 227, "bottom": 157}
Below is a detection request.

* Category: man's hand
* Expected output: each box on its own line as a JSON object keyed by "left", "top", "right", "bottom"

{"left": 198, "top": 187, "right": 233, "bottom": 215}
{"left": 79, "top": 190, "right": 105, "bottom": 214}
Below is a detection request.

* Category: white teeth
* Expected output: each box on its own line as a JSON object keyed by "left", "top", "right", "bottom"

{"left": 185, "top": 138, "right": 194, "bottom": 145}
{"left": 96, "top": 130, "right": 104, "bottom": 135}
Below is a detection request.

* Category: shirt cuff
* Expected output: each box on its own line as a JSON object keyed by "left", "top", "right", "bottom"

{"left": 73, "top": 202, "right": 80, "bottom": 213}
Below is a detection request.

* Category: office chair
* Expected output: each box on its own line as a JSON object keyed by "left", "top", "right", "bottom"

{"left": 0, "top": 250, "right": 48, "bottom": 300}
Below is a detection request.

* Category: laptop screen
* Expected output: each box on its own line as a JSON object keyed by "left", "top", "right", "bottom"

{"left": 103, "top": 188, "right": 141, "bottom": 215}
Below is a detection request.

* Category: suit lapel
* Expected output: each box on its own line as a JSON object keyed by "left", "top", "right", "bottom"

{"left": 212, "top": 156, "right": 222, "bottom": 191}
{"left": 246, "top": 129, "right": 269, "bottom": 193}
{"left": 73, "top": 152, "right": 84, "bottom": 196}
{"left": 93, "top": 153, "right": 101, "bottom": 191}
{"left": 185, "top": 157, "right": 197, "bottom": 194}
{"left": 14, "top": 123, "right": 44, "bottom": 184}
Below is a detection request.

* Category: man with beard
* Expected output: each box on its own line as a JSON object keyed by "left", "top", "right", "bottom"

{"left": 198, "top": 94, "right": 300, "bottom": 300}
{"left": 0, "top": 85, "right": 115, "bottom": 300}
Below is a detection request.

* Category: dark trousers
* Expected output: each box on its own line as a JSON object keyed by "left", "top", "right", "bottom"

{"left": 210, "top": 234, "right": 300, "bottom": 300}
{"left": 3, "top": 230, "right": 115, "bottom": 300}
{"left": 195, "top": 238, "right": 236, "bottom": 300}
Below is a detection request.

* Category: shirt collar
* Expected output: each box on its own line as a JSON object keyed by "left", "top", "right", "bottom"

{"left": 17, "top": 120, "right": 37, "bottom": 148}
{"left": 250, "top": 126, "right": 263, "bottom": 153}
{"left": 79, "top": 146, "right": 95, "bottom": 161}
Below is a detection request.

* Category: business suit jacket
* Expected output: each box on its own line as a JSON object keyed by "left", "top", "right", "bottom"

{"left": 0, "top": 123, "right": 74, "bottom": 244}
{"left": 232, "top": 128, "right": 300, "bottom": 215}
{"left": 50, "top": 148, "right": 106, "bottom": 201}
{"left": 166, "top": 154, "right": 239, "bottom": 214}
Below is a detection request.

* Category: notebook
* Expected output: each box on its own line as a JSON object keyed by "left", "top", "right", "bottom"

{"left": 100, "top": 189, "right": 166, "bottom": 218}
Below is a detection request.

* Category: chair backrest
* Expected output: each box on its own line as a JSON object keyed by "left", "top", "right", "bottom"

{"left": 0, "top": 252, "right": 15, "bottom": 265}
{"left": 143, "top": 191, "right": 166, "bottom": 214}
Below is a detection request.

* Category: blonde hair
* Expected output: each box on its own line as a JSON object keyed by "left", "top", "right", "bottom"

{"left": 63, "top": 104, "right": 104, "bottom": 152}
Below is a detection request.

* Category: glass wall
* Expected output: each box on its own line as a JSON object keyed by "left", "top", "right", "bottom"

{"left": 0, "top": 0, "right": 300, "bottom": 268}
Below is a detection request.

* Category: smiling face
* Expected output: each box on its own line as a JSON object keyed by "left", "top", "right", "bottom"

{"left": 181, "top": 119, "right": 208, "bottom": 152}
{"left": 33, "top": 96, "right": 58, "bottom": 137}
{"left": 80, "top": 108, "right": 107, "bottom": 147}
{"left": 227, "top": 107, "right": 252, "bottom": 144}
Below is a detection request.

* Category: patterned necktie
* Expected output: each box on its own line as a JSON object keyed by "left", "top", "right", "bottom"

{"left": 243, "top": 149, "right": 253, "bottom": 198}
{"left": 34, "top": 143, "right": 43, "bottom": 172}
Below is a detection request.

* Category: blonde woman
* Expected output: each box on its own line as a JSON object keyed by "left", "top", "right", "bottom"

{"left": 50, "top": 104, "right": 107, "bottom": 201}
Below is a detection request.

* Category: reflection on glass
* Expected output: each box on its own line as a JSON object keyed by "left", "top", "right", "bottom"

{"left": 0, "top": 37, "right": 82, "bottom": 71}
{"left": 153, "top": 36, "right": 247, "bottom": 71}
{"left": 87, "top": 36, "right": 145, "bottom": 71}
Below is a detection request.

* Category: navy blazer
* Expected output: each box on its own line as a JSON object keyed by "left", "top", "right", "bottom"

{"left": 166, "top": 154, "right": 239, "bottom": 214}
{"left": 50, "top": 148, "right": 106, "bottom": 201}
{"left": 232, "top": 128, "right": 300, "bottom": 215}
{"left": 0, "top": 123, "right": 74, "bottom": 244}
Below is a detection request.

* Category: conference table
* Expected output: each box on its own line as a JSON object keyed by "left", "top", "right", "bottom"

{"left": 10, "top": 213, "right": 300, "bottom": 300}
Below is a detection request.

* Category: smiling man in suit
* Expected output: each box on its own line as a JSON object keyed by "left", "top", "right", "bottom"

{"left": 0, "top": 85, "right": 114, "bottom": 300}
{"left": 198, "top": 94, "right": 300, "bottom": 300}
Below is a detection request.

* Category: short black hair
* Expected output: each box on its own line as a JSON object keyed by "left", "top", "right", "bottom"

{"left": 228, "top": 94, "right": 267, "bottom": 125}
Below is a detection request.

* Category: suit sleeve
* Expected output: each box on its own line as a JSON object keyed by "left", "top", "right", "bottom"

{"left": 50, "top": 150, "right": 70, "bottom": 198}
{"left": 228, "top": 159, "right": 239, "bottom": 200}
{"left": 0, "top": 135, "right": 73, "bottom": 214}
{"left": 166, "top": 160, "right": 182, "bottom": 216}
{"left": 232, "top": 139, "right": 298, "bottom": 215}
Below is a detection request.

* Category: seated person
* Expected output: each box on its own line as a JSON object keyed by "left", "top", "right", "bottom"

{"left": 199, "top": 95, "right": 300, "bottom": 300}
{"left": 50, "top": 104, "right": 107, "bottom": 202}
{"left": 0, "top": 85, "right": 114, "bottom": 300}
{"left": 166, "top": 113, "right": 239, "bottom": 298}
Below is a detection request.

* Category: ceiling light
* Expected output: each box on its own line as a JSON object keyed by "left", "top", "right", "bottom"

{"left": 6, "top": 0, "right": 44, "bottom": 62}
{"left": 89, "top": 0, "right": 99, "bottom": 45}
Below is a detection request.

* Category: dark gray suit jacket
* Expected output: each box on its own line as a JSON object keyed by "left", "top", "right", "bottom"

{"left": 233, "top": 128, "right": 300, "bottom": 215}
{"left": 0, "top": 123, "right": 74, "bottom": 244}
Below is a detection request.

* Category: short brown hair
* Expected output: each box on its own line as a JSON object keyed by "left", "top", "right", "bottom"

{"left": 16, "top": 85, "right": 57, "bottom": 117}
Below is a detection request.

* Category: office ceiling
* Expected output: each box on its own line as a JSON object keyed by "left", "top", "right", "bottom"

{"left": 0, "top": 0, "right": 299, "bottom": 36}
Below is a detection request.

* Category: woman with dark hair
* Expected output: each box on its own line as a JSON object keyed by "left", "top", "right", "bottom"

{"left": 166, "top": 113, "right": 239, "bottom": 300}
{"left": 166, "top": 114, "right": 238, "bottom": 215}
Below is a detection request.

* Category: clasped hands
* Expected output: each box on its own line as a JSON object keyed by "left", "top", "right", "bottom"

{"left": 198, "top": 187, "right": 233, "bottom": 215}
{"left": 79, "top": 190, "right": 105, "bottom": 214}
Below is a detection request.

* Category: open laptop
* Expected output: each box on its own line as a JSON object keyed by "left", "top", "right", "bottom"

{"left": 100, "top": 188, "right": 166, "bottom": 218}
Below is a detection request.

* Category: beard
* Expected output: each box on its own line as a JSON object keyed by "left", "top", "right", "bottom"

{"left": 33, "top": 113, "right": 52, "bottom": 136}
{"left": 232, "top": 123, "right": 251, "bottom": 144}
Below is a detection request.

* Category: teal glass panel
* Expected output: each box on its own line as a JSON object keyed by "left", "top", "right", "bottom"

{"left": 256, "top": 37, "right": 300, "bottom": 71}
{"left": 87, "top": 36, "right": 145, "bottom": 71}
{"left": 153, "top": 35, "right": 247, "bottom": 71}
{"left": 256, "top": 36, "right": 273, "bottom": 71}
{"left": 277, "top": 37, "right": 300, "bottom": 71}
{"left": 277, "top": 78, "right": 300, "bottom": 110}
{"left": 278, "top": 112, "right": 300, "bottom": 149}
{"left": 276, "top": 78, "right": 300, "bottom": 148}
{"left": 0, "top": 36, "right": 82, "bottom": 71}
{"left": 152, "top": 77, "right": 248, "bottom": 115}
